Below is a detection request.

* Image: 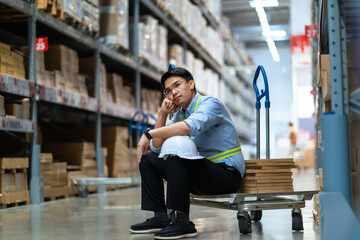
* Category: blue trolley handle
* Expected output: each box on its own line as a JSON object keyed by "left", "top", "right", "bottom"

{"left": 252, "top": 65, "right": 270, "bottom": 159}
{"left": 128, "top": 110, "right": 149, "bottom": 136}
{"left": 146, "top": 113, "right": 157, "bottom": 129}
{"left": 253, "top": 65, "right": 270, "bottom": 109}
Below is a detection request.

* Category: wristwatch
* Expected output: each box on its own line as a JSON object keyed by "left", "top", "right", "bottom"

{"left": 143, "top": 128, "right": 153, "bottom": 140}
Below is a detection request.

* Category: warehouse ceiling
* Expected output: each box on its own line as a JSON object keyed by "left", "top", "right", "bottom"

{"left": 222, "top": 0, "right": 291, "bottom": 48}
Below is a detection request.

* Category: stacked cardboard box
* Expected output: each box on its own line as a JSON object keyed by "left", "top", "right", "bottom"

{"left": 239, "top": 158, "right": 295, "bottom": 193}
{"left": 0, "top": 42, "right": 25, "bottom": 79}
{"left": 80, "top": 0, "right": 99, "bottom": 33}
{"left": 41, "top": 153, "right": 53, "bottom": 188}
{"left": 129, "top": 15, "right": 167, "bottom": 71}
{"left": 100, "top": 0, "right": 129, "bottom": 50}
{"left": 161, "top": 0, "right": 223, "bottom": 63}
{"left": 42, "top": 141, "right": 100, "bottom": 192}
{"left": 106, "top": 73, "right": 123, "bottom": 105}
{"left": 106, "top": 73, "right": 135, "bottom": 108}
{"left": 348, "top": 41, "right": 360, "bottom": 217}
{"left": 61, "top": 0, "right": 99, "bottom": 33}
{"left": 141, "top": 88, "right": 162, "bottom": 115}
{"left": 45, "top": 44, "right": 79, "bottom": 91}
{"left": 0, "top": 158, "right": 29, "bottom": 207}
{"left": 101, "top": 127, "right": 137, "bottom": 178}
{"left": 169, "top": 44, "right": 185, "bottom": 67}
{"left": 40, "top": 153, "right": 70, "bottom": 199}
{"left": 0, "top": 95, "right": 5, "bottom": 117}
{"left": 313, "top": 168, "right": 323, "bottom": 225}
{"left": 79, "top": 57, "right": 107, "bottom": 101}
{"left": 157, "top": 25, "right": 168, "bottom": 72}
{"left": 5, "top": 99, "right": 30, "bottom": 119}
{"left": 12, "top": 52, "right": 26, "bottom": 79}
{"left": 140, "top": 16, "right": 158, "bottom": 63}
{"left": 43, "top": 142, "right": 95, "bottom": 167}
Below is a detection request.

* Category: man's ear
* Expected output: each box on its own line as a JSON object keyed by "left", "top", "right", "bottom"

{"left": 190, "top": 79, "right": 195, "bottom": 89}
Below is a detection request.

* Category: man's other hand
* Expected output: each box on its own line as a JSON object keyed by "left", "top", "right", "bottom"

{"left": 137, "top": 134, "right": 150, "bottom": 162}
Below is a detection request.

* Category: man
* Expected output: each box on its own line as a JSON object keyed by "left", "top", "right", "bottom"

{"left": 130, "top": 67, "right": 245, "bottom": 239}
{"left": 288, "top": 122, "right": 297, "bottom": 157}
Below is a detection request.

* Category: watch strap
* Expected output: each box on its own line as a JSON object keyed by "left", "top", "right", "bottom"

{"left": 144, "top": 128, "right": 153, "bottom": 140}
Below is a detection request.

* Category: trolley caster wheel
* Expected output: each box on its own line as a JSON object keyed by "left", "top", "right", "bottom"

{"left": 78, "top": 186, "right": 88, "bottom": 198}
{"left": 237, "top": 211, "right": 252, "bottom": 234}
{"left": 292, "top": 209, "right": 304, "bottom": 231}
{"left": 251, "top": 210, "right": 262, "bottom": 222}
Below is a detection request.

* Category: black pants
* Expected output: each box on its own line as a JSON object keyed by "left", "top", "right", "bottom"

{"left": 139, "top": 151, "right": 242, "bottom": 213}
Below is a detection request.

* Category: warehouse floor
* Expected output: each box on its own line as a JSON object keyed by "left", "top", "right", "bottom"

{"left": 0, "top": 169, "right": 320, "bottom": 240}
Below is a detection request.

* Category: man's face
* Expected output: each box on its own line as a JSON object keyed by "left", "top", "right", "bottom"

{"left": 163, "top": 76, "right": 195, "bottom": 107}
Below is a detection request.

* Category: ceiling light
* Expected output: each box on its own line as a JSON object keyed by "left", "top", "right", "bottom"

{"left": 266, "top": 37, "right": 280, "bottom": 62}
{"left": 249, "top": 0, "right": 279, "bottom": 8}
{"left": 252, "top": 0, "right": 281, "bottom": 62}
{"left": 262, "top": 30, "right": 287, "bottom": 37}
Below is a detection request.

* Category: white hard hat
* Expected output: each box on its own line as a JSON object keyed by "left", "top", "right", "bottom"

{"left": 158, "top": 136, "right": 204, "bottom": 160}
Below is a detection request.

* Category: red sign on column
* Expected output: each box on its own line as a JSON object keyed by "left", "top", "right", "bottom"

{"left": 305, "top": 24, "right": 317, "bottom": 38}
{"left": 36, "top": 37, "right": 48, "bottom": 51}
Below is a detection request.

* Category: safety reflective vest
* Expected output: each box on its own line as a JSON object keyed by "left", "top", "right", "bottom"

{"left": 179, "top": 96, "right": 242, "bottom": 162}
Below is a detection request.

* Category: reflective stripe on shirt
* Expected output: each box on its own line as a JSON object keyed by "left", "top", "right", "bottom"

{"left": 208, "top": 146, "right": 242, "bottom": 162}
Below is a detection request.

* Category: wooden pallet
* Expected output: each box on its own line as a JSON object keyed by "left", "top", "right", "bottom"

{"left": 43, "top": 186, "right": 70, "bottom": 201}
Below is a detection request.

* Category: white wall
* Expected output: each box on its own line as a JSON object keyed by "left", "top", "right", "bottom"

{"left": 246, "top": 45, "right": 292, "bottom": 158}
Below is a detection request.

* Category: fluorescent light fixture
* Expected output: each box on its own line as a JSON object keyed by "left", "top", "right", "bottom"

{"left": 262, "top": 30, "right": 287, "bottom": 37}
{"left": 249, "top": 0, "right": 279, "bottom": 8}
{"left": 266, "top": 37, "right": 280, "bottom": 62}
{"left": 252, "top": 0, "right": 281, "bottom": 62}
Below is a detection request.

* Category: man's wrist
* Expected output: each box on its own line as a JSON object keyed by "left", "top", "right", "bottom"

{"left": 143, "top": 128, "right": 153, "bottom": 140}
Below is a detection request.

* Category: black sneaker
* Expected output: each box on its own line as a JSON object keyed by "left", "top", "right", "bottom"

{"left": 154, "top": 221, "right": 198, "bottom": 239}
{"left": 129, "top": 217, "right": 171, "bottom": 234}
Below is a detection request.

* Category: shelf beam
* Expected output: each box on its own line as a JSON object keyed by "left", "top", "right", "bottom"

{"left": 0, "top": 0, "right": 33, "bottom": 15}
{"left": 36, "top": 10, "right": 96, "bottom": 49}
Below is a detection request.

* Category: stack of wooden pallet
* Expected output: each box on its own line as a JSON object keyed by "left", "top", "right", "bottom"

{"left": 239, "top": 158, "right": 295, "bottom": 193}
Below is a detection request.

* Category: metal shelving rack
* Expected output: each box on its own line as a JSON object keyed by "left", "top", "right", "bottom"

{"left": 318, "top": 0, "right": 360, "bottom": 238}
{"left": 0, "top": 0, "right": 256, "bottom": 203}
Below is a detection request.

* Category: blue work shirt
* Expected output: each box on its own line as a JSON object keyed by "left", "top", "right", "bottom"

{"left": 150, "top": 92, "right": 245, "bottom": 177}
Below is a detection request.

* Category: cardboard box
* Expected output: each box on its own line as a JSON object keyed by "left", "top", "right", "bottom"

{"left": 0, "top": 95, "right": 5, "bottom": 117}
{"left": 0, "top": 190, "right": 29, "bottom": 204}
{"left": 2, "top": 174, "right": 16, "bottom": 192}
{"left": 43, "top": 142, "right": 95, "bottom": 167}
{"left": 0, "top": 158, "right": 28, "bottom": 169}
{"left": 347, "top": 41, "right": 360, "bottom": 68}
{"left": 322, "top": 70, "right": 331, "bottom": 101}
{"left": 348, "top": 68, "right": 360, "bottom": 93}
{"left": 51, "top": 162, "right": 68, "bottom": 187}
{"left": 323, "top": 100, "right": 331, "bottom": 113}
{"left": 15, "top": 172, "right": 27, "bottom": 192}
{"left": 100, "top": 0, "right": 129, "bottom": 50}
{"left": 5, "top": 103, "right": 22, "bottom": 118}
{"left": 40, "top": 153, "right": 53, "bottom": 163}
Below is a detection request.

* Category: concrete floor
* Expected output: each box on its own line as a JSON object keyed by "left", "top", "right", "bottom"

{"left": 0, "top": 168, "right": 320, "bottom": 240}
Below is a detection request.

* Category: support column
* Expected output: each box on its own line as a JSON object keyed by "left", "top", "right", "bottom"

{"left": 28, "top": 2, "right": 43, "bottom": 204}
{"left": 94, "top": 39, "right": 105, "bottom": 193}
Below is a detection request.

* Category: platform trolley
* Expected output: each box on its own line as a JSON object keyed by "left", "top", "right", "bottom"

{"left": 190, "top": 65, "right": 318, "bottom": 234}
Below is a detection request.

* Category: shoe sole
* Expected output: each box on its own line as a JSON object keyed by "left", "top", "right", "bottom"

{"left": 154, "top": 232, "right": 198, "bottom": 239}
{"left": 129, "top": 228, "right": 162, "bottom": 234}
